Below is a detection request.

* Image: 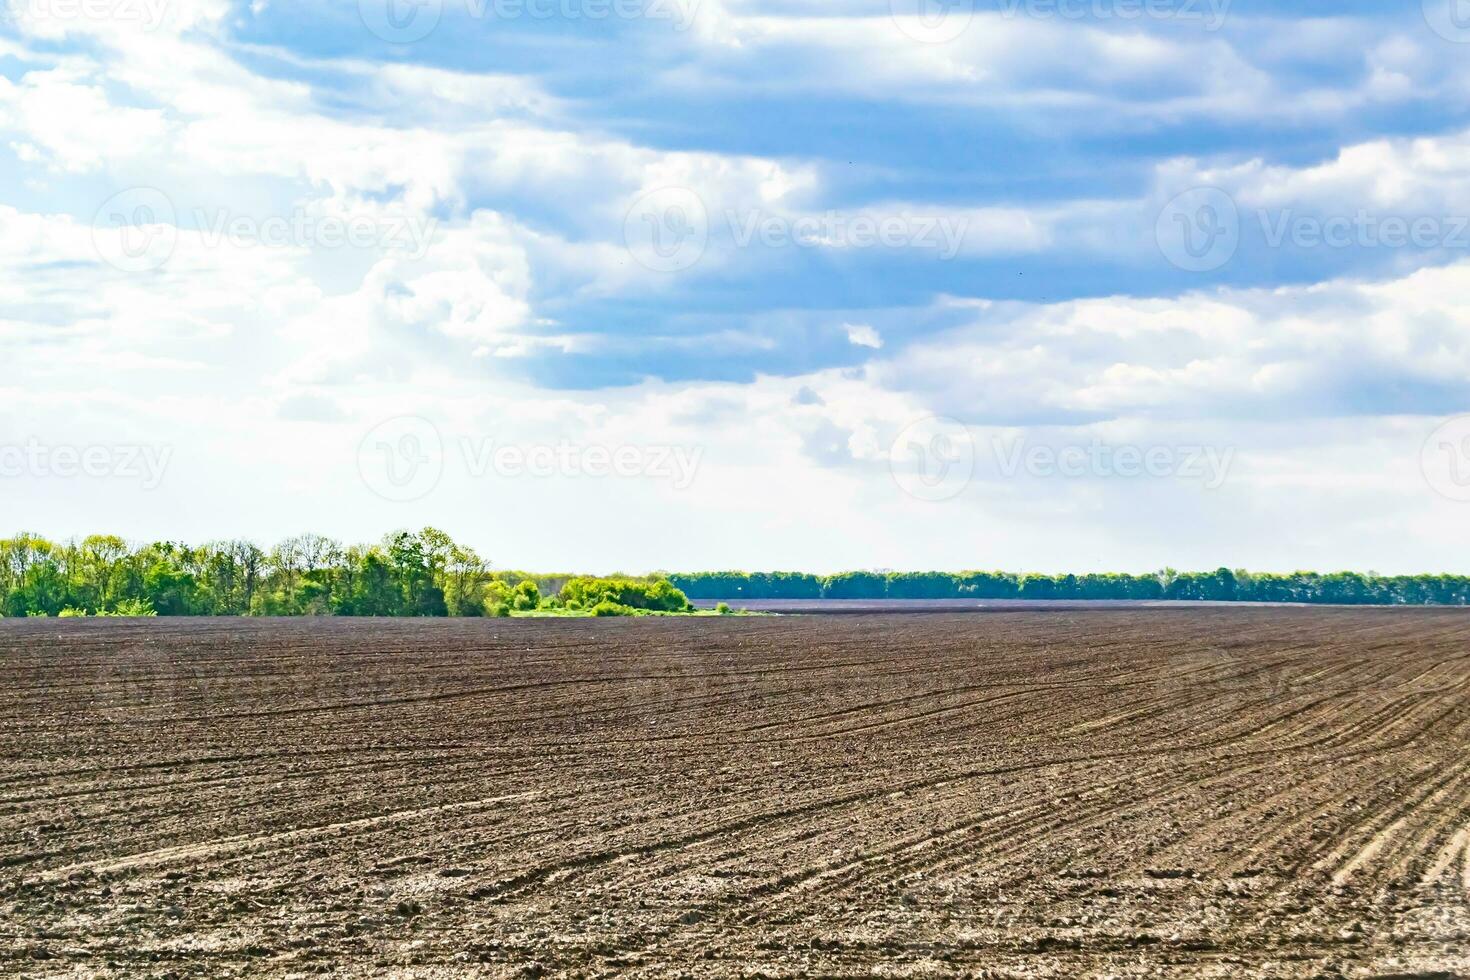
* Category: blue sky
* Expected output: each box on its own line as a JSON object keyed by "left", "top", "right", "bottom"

{"left": 3, "top": 0, "right": 1470, "bottom": 573}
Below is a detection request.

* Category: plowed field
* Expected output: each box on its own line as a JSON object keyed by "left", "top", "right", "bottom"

{"left": 3, "top": 611, "right": 1469, "bottom": 977}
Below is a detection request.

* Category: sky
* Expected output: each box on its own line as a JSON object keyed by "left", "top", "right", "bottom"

{"left": 3, "top": 0, "right": 1470, "bottom": 574}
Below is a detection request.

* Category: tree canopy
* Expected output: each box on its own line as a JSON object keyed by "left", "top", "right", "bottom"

{"left": 2, "top": 529, "right": 514, "bottom": 618}
{"left": 668, "top": 568, "right": 1470, "bottom": 606}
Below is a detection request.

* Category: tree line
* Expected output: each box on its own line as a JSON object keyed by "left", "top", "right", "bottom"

{"left": 3, "top": 531, "right": 1467, "bottom": 616}
{"left": 667, "top": 569, "right": 1470, "bottom": 606}
{"left": 0, "top": 530, "right": 690, "bottom": 618}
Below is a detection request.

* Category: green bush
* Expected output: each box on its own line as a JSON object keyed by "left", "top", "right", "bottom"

{"left": 483, "top": 582, "right": 513, "bottom": 616}
{"left": 101, "top": 599, "right": 157, "bottom": 618}
{"left": 487, "top": 602, "right": 512, "bottom": 618}
{"left": 511, "top": 580, "right": 541, "bottom": 611}
{"left": 715, "top": 602, "right": 732, "bottom": 615}
{"left": 591, "top": 600, "right": 636, "bottom": 617}
{"left": 58, "top": 607, "right": 90, "bottom": 618}
{"left": 559, "top": 576, "right": 692, "bottom": 613}
{"left": 565, "top": 599, "right": 582, "bottom": 611}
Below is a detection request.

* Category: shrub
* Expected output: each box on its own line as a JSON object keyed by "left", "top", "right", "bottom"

{"left": 511, "top": 580, "right": 541, "bottom": 611}
{"left": 559, "top": 576, "right": 692, "bottom": 613}
{"left": 59, "top": 607, "right": 91, "bottom": 618}
{"left": 487, "top": 602, "right": 512, "bottom": 618}
{"left": 715, "top": 602, "right": 732, "bottom": 615}
{"left": 102, "top": 599, "right": 158, "bottom": 618}
{"left": 565, "top": 599, "right": 582, "bottom": 611}
{"left": 591, "top": 600, "right": 636, "bottom": 617}
{"left": 483, "top": 582, "right": 513, "bottom": 616}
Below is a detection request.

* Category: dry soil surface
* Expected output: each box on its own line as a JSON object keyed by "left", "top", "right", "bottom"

{"left": 2, "top": 611, "right": 1469, "bottom": 978}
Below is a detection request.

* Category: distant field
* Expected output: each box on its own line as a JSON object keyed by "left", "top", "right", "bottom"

{"left": 3, "top": 611, "right": 1469, "bottom": 977}
{"left": 691, "top": 598, "right": 1328, "bottom": 613}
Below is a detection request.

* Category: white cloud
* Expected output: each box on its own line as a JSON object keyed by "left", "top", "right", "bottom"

{"left": 845, "top": 323, "right": 883, "bottom": 349}
{"left": 0, "top": 68, "right": 168, "bottom": 172}
{"left": 666, "top": 7, "right": 1444, "bottom": 124}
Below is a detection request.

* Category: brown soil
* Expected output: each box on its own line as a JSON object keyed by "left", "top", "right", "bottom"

{"left": 2, "top": 611, "right": 1469, "bottom": 977}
